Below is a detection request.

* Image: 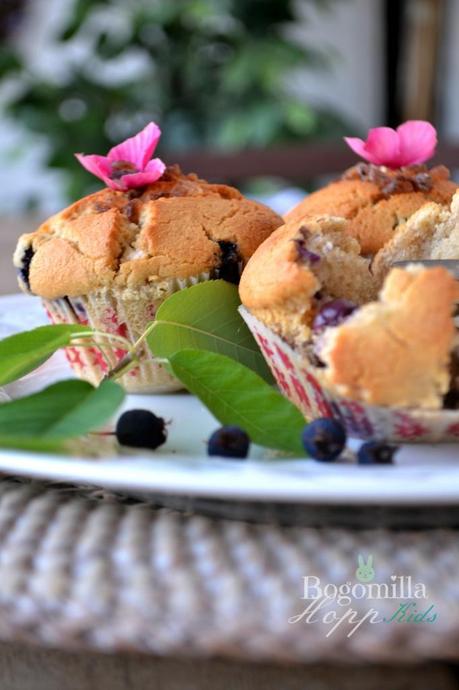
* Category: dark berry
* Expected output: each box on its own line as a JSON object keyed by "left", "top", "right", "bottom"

{"left": 312, "top": 299, "right": 357, "bottom": 333}
{"left": 295, "top": 240, "right": 321, "bottom": 265}
{"left": 17, "top": 246, "right": 34, "bottom": 290}
{"left": 443, "top": 388, "right": 459, "bottom": 409}
{"left": 294, "top": 227, "right": 321, "bottom": 265}
{"left": 207, "top": 426, "right": 250, "bottom": 459}
{"left": 116, "top": 409, "right": 167, "bottom": 450}
{"left": 357, "top": 442, "right": 398, "bottom": 465}
{"left": 216, "top": 241, "right": 241, "bottom": 284}
{"left": 302, "top": 418, "right": 346, "bottom": 461}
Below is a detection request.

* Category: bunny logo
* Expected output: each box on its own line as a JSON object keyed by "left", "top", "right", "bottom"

{"left": 355, "top": 554, "right": 375, "bottom": 583}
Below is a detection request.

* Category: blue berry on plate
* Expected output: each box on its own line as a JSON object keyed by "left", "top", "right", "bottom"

{"left": 312, "top": 299, "right": 357, "bottom": 333}
{"left": 116, "top": 409, "right": 167, "bottom": 450}
{"left": 208, "top": 426, "right": 250, "bottom": 459}
{"left": 357, "top": 442, "right": 398, "bottom": 465}
{"left": 301, "top": 418, "right": 346, "bottom": 461}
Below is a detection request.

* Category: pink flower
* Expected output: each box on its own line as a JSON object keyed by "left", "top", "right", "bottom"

{"left": 75, "top": 122, "right": 166, "bottom": 191}
{"left": 344, "top": 121, "right": 437, "bottom": 169}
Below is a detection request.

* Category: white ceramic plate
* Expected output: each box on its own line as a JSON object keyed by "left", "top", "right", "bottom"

{"left": 1, "top": 293, "right": 459, "bottom": 506}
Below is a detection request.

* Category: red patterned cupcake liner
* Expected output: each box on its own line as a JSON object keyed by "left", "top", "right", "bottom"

{"left": 240, "top": 307, "right": 459, "bottom": 443}
{"left": 43, "top": 290, "right": 179, "bottom": 394}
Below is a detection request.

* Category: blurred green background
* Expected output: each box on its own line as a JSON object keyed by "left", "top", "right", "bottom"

{"left": 0, "top": 0, "right": 353, "bottom": 208}
{"left": 0, "top": 0, "right": 455, "bottom": 216}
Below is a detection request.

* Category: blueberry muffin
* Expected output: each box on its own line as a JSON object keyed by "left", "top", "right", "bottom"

{"left": 14, "top": 165, "right": 282, "bottom": 392}
{"left": 319, "top": 265, "right": 458, "bottom": 408}
{"left": 239, "top": 213, "right": 459, "bottom": 409}
{"left": 373, "top": 191, "right": 459, "bottom": 278}
{"left": 239, "top": 215, "right": 376, "bottom": 347}
{"left": 285, "top": 163, "right": 457, "bottom": 255}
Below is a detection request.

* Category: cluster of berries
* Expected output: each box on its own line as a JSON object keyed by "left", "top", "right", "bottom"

{"left": 301, "top": 418, "right": 397, "bottom": 465}
{"left": 115, "top": 410, "right": 397, "bottom": 465}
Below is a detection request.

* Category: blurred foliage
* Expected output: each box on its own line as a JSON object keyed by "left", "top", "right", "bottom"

{"left": 0, "top": 0, "right": 27, "bottom": 39}
{"left": 1, "top": 0, "right": 349, "bottom": 200}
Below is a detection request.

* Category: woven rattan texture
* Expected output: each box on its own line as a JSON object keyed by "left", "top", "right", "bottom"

{"left": 0, "top": 478, "right": 456, "bottom": 662}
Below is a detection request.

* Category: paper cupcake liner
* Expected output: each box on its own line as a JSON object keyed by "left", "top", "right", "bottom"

{"left": 240, "top": 307, "right": 459, "bottom": 443}
{"left": 43, "top": 274, "right": 210, "bottom": 394}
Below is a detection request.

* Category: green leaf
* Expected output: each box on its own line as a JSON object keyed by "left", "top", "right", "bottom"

{"left": 0, "top": 324, "right": 92, "bottom": 385}
{"left": 0, "top": 379, "right": 124, "bottom": 440}
{"left": 168, "top": 350, "right": 306, "bottom": 455}
{"left": 0, "top": 435, "right": 65, "bottom": 453}
{"left": 284, "top": 102, "right": 316, "bottom": 136}
{"left": 148, "top": 280, "right": 273, "bottom": 383}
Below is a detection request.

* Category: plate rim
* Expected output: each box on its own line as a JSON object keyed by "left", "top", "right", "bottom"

{"left": 0, "top": 445, "right": 458, "bottom": 505}
{"left": 1, "top": 292, "right": 459, "bottom": 506}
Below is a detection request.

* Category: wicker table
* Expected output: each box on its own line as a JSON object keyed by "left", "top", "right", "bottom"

{"left": 0, "top": 477, "right": 456, "bottom": 688}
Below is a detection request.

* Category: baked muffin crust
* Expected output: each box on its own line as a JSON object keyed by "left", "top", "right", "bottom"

{"left": 285, "top": 164, "right": 457, "bottom": 254}
{"left": 239, "top": 215, "right": 376, "bottom": 346}
{"left": 320, "top": 266, "right": 459, "bottom": 408}
{"left": 373, "top": 191, "right": 459, "bottom": 280}
{"left": 14, "top": 166, "right": 282, "bottom": 299}
{"left": 239, "top": 206, "right": 459, "bottom": 409}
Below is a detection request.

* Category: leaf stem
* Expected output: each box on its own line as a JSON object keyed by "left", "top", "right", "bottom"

{"left": 103, "top": 322, "right": 158, "bottom": 381}
{"left": 131, "top": 321, "right": 157, "bottom": 352}
{"left": 104, "top": 354, "right": 138, "bottom": 381}
{"left": 70, "top": 330, "right": 132, "bottom": 349}
{"left": 69, "top": 329, "right": 142, "bottom": 380}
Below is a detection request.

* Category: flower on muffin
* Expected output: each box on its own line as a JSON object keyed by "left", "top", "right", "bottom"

{"left": 75, "top": 122, "right": 166, "bottom": 191}
{"left": 344, "top": 120, "right": 437, "bottom": 169}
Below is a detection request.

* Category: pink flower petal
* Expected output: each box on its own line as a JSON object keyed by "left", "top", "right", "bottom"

{"left": 345, "top": 128, "right": 401, "bottom": 166}
{"left": 345, "top": 121, "right": 438, "bottom": 168}
{"left": 75, "top": 122, "right": 165, "bottom": 191}
{"left": 75, "top": 153, "right": 124, "bottom": 189}
{"left": 365, "top": 127, "right": 400, "bottom": 167}
{"left": 104, "top": 178, "right": 126, "bottom": 191}
{"left": 119, "top": 160, "right": 166, "bottom": 190}
{"left": 397, "top": 120, "right": 437, "bottom": 166}
{"left": 144, "top": 158, "right": 166, "bottom": 174}
{"left": 108, "top": 122, "right": 161, "bottom": 170}
{"left": 75, "top": 153, "right": 111, "bottom": 179}
{"left": 344, "top": 137, "right": 369, "bottom": 160}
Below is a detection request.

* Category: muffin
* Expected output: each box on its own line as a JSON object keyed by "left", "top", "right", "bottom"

{"left": 319, "top": 265, "right": 458, "bottom": 409}
{"left": 285, "top": 163, "right": 457, "bottom": 255}
{"left": 239, "top": 213, "right": 459, "bottom": 411}
{"left": 240, "top": 122, "right": 459, "bottom": 439}
{"left": 14, "top": 164, "right": 282, "bottom": 392}
{"left": 239, "top": 215, "right": 377, "bottom": 347}
{"left": 373, "top": 190, "right": 459, "bottom": 279}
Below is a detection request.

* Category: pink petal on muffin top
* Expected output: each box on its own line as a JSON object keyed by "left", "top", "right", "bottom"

{"left": 75, "top": 122, "right": 166, "bottom": 191}
{"left": 344, "top": 121, "right": 437, "bottom": 169}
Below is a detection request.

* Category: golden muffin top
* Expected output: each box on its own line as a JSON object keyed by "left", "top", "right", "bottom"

{"left": 14, "top": 165, "right": 282, "bottom": 300}
{"left": 285, "top": 164, "right": 457, "bottom": 255}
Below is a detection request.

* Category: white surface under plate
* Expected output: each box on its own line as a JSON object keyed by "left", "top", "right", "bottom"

{"left": 0, "top": 293, "right": 459, "bottom": 506}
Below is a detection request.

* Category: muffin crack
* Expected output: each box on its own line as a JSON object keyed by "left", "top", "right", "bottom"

{"left": 15, "top": 168, "right": 282, "bottom": 297}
